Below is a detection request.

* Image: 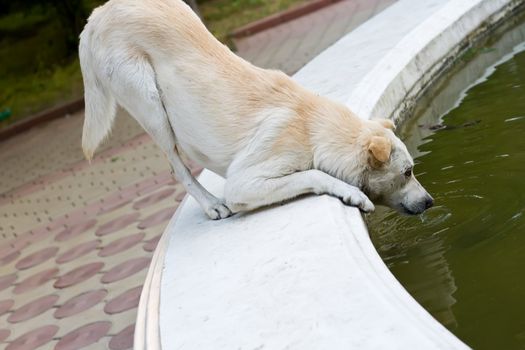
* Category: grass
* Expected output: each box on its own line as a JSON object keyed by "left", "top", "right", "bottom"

{"left": 1, "top": 60, "right": 83, "bottom": 120}
{"left": 0, "top": 7, "right": 53, "bottom": 35}
{"left": 201, "top": 0, "right": 308, "bottom": 43}
{"left": 0, "top": 7, "right": 79, "bottom": 128}
{"left": 0, "top": 0, "right": 309, "bottom": 128}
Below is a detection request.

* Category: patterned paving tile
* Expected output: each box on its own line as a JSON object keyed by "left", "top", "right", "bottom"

{"left": 98, "top": 233, "right": 145, "bottom": 257}
{"left": 56, "top": 240, "right": 100, "bottom": 264}
{"left": 0, "top": 298, "right": 14, "bottom": 316}
{"left": 5, "top": 325, "right": 58, "bottom": 350}
{"left": 54, "top": 289, "right": 107, "bottom": 319}
{"left": 54, "top": 262, "right": 104, "bottom": 289}
{"left": 98, "top": 197, "right": 134, "bottom": 216}
{"left": 13, "top": 268, "right": 58, "bottom": 294}
{"left": 132, "top": 188, "right": 176, "bottom": 210}
{"left": 0, "top": 329, "right": 10, "bottom": 342}
{"left": 16, "top": 247, "right": 59, "bottom": 270}
{"left": 143, "top": 234, "right": 162, "bottom": 253}
{"left": 137, "top": 207, "right": 177, "bottom": 230}
{"left": 0, "top": 273, "right": 17, "bottom": 292}
{"left": 55, "top": 219, "right": 98, "bottom": 242}
{"left": 7, "top": 294, "right": 59, "bottom": 323}
{"left": 0, "top": 241, "right": 29, "bottom": 262}
{"left": 104, "top": 286, "right": 142, "bottom": 314}
{"left": 0, "top": 250, "right": 20, "bottom": 267}
{"left": 108, "top": 324, "right": 135, "bottom": 350}
{"left": 54, "top": 321, "right": 112, "bottom": 350}
{"left": 101, "top": 257, "right": 151, "bottom": 284}
{"left": 95, "top": 213, "right": 141, "bottom": 237}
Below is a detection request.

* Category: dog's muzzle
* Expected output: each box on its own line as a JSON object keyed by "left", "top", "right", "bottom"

{"left": 400, "top": 195, "right": 434, "bottom": 215}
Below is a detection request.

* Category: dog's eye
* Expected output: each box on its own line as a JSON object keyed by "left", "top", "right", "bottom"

{"left": 404, "top": 168, "right": 412, "bottom": 177}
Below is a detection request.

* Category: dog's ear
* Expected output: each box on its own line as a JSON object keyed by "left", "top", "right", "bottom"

{"left": 368, "top": 136, "right": 391, "bottom": 164}
{"left": 375, "top": 118, "right": 395, "bottom": 131}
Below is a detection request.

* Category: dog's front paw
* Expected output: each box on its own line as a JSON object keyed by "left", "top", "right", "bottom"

{"left": 340, "top": 188, "right": 375, "bottom": 213}
{"left": 204, "top": 201, "right": 232, "bottom": 220}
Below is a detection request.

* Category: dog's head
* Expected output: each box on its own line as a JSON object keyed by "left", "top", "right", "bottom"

{"left": 361, "top": 119, "right": 433, "bottom": 215}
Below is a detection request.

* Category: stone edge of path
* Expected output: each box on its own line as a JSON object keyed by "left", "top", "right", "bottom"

{"left": 137, "top": 0, "right": 523, "bottom": 349}
{"left": 229, "top": 0, "right": 343, "bottom": 38}
{"left": 0, "top": 99, "right": 84, "bottom": 143}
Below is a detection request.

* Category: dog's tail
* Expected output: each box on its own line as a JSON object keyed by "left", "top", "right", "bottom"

{"left": 79, "top": 30, "right": 117, "bottom": 162}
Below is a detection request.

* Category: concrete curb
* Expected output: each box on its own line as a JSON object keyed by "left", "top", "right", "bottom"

{"left": 134, "top": 196, "right": 190, "bottom": 350}
{"left": 0, "top": 98, "right": 84, "bottom": 143}
{"left": 229, "top": 0, "right": 342, "bottom": 38}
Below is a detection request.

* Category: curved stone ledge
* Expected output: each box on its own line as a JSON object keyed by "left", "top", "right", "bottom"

{"left": 135, "top": 0, "right": 522, "bottom": 348}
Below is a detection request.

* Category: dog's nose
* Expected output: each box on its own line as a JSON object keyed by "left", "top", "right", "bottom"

{"left": 425, "top": 196, "right": 434, "bottom": 209}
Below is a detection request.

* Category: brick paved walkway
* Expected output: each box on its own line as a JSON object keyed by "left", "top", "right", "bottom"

{"left": 0, "top": 1, "right": 394, "bottom": 349}
{"left": 233, "top": 0, "right": 396, "bottom": 74}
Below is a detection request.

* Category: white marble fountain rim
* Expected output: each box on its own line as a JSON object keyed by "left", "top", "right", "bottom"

{"left": 135, "top": 0, "right": 521, "bottom": 348}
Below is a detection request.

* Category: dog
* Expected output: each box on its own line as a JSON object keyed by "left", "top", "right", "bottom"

{"left": 79, "top": 0, "right": 433, "bottom": 220}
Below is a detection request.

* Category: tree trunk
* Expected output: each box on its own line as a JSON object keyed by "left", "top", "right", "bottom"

{"left": 50, "top": 0, "right": 88, "bottom": 55}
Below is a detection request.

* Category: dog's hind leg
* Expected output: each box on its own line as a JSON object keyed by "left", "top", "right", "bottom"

{"left": 108, "top": 55, "right": 231, "bottom": 219}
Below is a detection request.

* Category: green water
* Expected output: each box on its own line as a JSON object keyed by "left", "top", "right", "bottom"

{"left": 368, "top": 40, "right": 525, "bottom": 348}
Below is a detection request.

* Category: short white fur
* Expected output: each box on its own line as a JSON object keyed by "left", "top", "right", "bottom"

{"left": 79, "top": 0, "right": 432, "bottom": 219}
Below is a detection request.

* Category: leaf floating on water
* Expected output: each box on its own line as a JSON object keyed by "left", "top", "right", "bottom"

{"left": 504, "top": 116, "right": 524, "bottom": 122}
{"left": 432, "top": 227, "right": 450, "bottom": 236}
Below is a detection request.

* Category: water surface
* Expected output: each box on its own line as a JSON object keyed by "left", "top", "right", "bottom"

{"left": 368, "top": 27, "right": 525, "bottom": 350}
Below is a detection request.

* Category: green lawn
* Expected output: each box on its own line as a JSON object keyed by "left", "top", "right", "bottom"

{"left": 201, "top": 0, "right": 307, "bottom": 43}
{"left": 0, "top": 0, "right": 307, "bottom": 129}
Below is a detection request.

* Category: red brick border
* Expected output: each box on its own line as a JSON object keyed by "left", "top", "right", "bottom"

{"left": 0, "top": 98, "right": 84, "bottom": 143}
{"left": 230, "top": 0, "right": 343, "bottom": 38}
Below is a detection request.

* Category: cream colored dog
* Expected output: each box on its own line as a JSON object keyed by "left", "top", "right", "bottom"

{"left": 80, "top": 0, "right": 433, "bottom": 219}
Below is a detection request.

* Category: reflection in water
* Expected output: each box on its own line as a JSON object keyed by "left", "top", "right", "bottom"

{"left": 372, "top": 206, "right": 458, "bottom": 328}
{"left": 367, "top": 17, "right": 525, "bottom": 350}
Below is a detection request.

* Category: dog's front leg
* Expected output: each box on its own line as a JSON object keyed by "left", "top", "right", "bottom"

{"left": 224, "top": 168, "right": 374, "bottom": 214}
